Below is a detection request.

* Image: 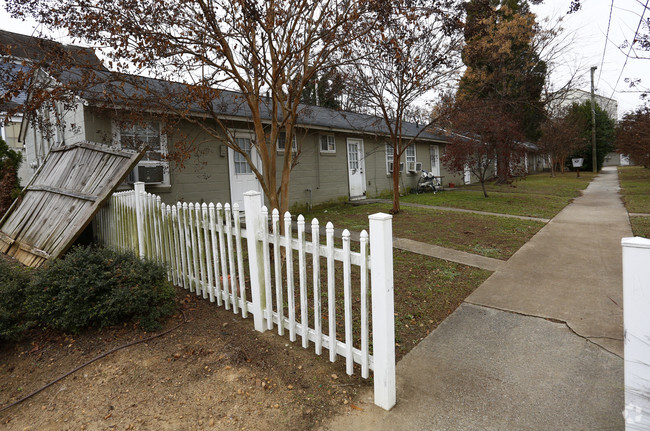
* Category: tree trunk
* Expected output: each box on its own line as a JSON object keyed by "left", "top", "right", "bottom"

{"left": 391, "top": 158, "right": 400, "bottom": 214}
{"left": 496, "top": 149, "right": 511, "bottom": 184}
{"left": 480, "top": 179, "right": 488, "bottom": 198}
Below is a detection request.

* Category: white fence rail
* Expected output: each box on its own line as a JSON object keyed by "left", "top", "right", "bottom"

{"left": 94, "top": 183, "right": 396, "bottom": 410}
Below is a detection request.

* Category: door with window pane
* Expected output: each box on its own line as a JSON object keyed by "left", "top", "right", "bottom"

{"left": 429, "top": 145, "right": 440, "bottom": 177}
{"left": 228, "top": 137, "right": 263, "bottom": 211}
{"left": 346, "top": 138, "right": 366, "bottom": 199}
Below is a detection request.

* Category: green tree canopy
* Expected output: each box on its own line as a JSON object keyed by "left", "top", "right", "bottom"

{"left": 568, "top": 101, "right": 616, "bottom": 172}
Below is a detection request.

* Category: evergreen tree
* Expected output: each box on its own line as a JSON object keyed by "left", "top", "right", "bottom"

{"left": 568, "top": 101, "right": 616, "bottom": 172}
{"left": 301, "top": 69, "right": 345, "bottom": 109}
{"left": 457, "top": 0, "right": 546, "bottom": 182}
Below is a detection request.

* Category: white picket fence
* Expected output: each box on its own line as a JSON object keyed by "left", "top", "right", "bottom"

{"left": 94, "top": 183, "right": 396, "bottom": 410}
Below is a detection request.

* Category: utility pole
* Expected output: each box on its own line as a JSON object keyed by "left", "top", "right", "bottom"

{"left": 590, "top": 66, "right": 597, "bottom": 173}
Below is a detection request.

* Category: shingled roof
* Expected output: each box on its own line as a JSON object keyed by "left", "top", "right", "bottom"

{"left": 59, "top": 69, "right": 447, "bottom": 142}
{"left": 0, "top": 29, "right": 105, "bottom": 70}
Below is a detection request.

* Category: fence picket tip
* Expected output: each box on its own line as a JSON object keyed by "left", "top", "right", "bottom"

{"left": 202, "top": 202, "right": 208, "bottom": 210}
{"left": 342, "top": 229, "right": 350, "bottom": 237}
{"left": 233, "top": 202, "right": 239, "bottom": 211}
{"left": 217, "top": 202, "right": 223, "bottom": 209}
{"left": 209, "top": 202, "right": 215, "bottom": 209}
{"left": 225, "top": 203, "right": 231, "bottom": 210}
{"left": 183, "top": 202, "right": 188, "bottom": 209}
{"left": 297, "top": 214, "right": 304, "bottom": 223}
{"left": 326, "top": 221, "right": 334, "bottom": 230}
{"left": 261, "top": 205, "right": 268, "bottom": 215}
{"left": 272, "top": 208, "right": 279, "bottom": 217}
{"left": 311, "top": 217, "right": 319, "bottom": 226}
{"left": 284, "top": 211, "right": 291, "bottom": 220}
{"left": 360, "top": 230, "right": 368, "bottom": 239}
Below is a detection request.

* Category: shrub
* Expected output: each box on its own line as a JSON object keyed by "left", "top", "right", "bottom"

{"left": 25, "top": 246, "right": 176, "bottom": 333}
{"left": 0, "top": 258, "right": 33, "bottom": 341}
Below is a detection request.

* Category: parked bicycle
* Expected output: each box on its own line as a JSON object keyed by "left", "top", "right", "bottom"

{"left": 416, "top": 170, "right": 443, "bottom": 194}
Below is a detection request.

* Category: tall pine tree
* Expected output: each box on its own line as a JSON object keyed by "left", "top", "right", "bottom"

{"left": 457, "top": 0, "right": 546, "bottom": 182}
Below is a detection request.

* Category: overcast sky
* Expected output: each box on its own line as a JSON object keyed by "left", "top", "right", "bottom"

{"left": 1, "top": 0, "right": 647, "bottom": 119}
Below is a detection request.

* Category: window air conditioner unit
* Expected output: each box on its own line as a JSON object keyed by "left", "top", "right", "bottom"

{"left": 388, "top": 162, "right": 405, "bottom": 173}
{"left": 128, "top": 165, "right": 165, "bottom": 184}
{"left": 407, "top": 162, "right": 418, "bottom": 173}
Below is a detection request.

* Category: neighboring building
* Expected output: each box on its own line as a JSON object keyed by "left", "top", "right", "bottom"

{"left": 1, "top": 29, "right": 105, "bottom": 185}
{"left": 559, "top": 89, "right": 618, "bottom": 120}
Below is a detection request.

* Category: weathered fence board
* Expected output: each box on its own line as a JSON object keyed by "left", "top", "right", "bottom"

{"left": 0, "top": 141, "right": 144, "bottom": 267}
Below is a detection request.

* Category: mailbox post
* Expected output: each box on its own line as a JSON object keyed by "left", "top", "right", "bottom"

{"left": 572, "top": 158, "right": 584, "bottom": 178}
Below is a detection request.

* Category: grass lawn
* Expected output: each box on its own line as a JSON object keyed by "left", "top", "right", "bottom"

{"left": 630, "top": 217, "right": 650, "bottom": 239}
{"left": 618, "top": 166, "right": 650, "bottom": 214}
{"left": 304, "top": 202, "right": 544, "bottom": 260}
{"left": 617, "top": 166, "right": 650, "bottom": 238}
{"left": 391, "top": 250, "right": 490, "bottom": 359}
{"left": 401, "top": 171, "right": 597, "bottom": 219}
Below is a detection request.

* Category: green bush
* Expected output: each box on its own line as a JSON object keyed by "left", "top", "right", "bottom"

{"left": 25, "top": 246, "right": 176, "bottom": 333}
{"left": 0, "top": 259, "right": 33, "bottom": 341}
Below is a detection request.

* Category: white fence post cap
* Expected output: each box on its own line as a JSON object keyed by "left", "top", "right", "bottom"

{"left": 368, "top": 213, "right": 393, "bottom": 221}
{"left": 622, "top": 237, "right": 650, "bottom": 249}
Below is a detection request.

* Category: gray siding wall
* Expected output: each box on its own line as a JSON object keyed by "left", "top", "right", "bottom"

{"left": 80, "top": 107, "right": 474, "bottom": 208}
{"left": 163, "top": 123, "right": 230, "bottom": 205}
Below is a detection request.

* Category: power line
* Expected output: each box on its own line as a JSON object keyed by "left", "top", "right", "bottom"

{"left": 609, "top": 0, "right": 649, "bottom": 100}
{"left": 596, "top": 0, "right": 615, "bottom": 88}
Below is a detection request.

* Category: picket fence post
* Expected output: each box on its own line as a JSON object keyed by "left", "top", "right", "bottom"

{"left": 622, "top": 237, "right": 650, "bottom": 430}
{"left": 243, "top": 191, "right": 267, "bottom": 332}
{"left": 369, "top": 212, "right": 396, "bottom": 411}
{"left": 134, "top": 182, "right": 146, "bottom": 259}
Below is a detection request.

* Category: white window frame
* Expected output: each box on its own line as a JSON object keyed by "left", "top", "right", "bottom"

{"left": 112, "top": 119, "right": 170, "bottom": 186}
{"left": 406, "top": 144, "right": 416, "bottom": 164}
{"left": 320, "top": 135, "right": 336, "bottom": 154}
{"left": 233, "top": 136, "right": 254, "bottom": 174}
{"left": 386, "top": 143, "right": 394, "bottom": 175}
{"left": 277, "top": 132, "right": 297, "bottom": 153}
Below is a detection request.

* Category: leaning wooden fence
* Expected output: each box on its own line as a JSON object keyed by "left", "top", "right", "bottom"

{"left": 94, "top": 183, "right": 396, "bottom": 410}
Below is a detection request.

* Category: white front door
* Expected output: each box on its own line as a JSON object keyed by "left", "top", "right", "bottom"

{"left": 347, "top": 138, "right": 366, "bottom": 199}
{"left": 429, "top": 145, "right": 440, "bottom": 177}
{"left": 228, "top": 137, "right": 264, "bottom": 211}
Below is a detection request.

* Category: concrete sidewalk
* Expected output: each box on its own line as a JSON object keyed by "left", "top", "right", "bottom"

{"left": 467, "top": 167, "right": 630, "bottom": 357}
{"left": 321, "top": 167, "right": 628, "bottom": 430}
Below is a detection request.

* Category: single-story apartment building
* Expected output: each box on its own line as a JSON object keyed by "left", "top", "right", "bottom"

{"left": 20, "top": 69, "right": 476, "bottom": 211}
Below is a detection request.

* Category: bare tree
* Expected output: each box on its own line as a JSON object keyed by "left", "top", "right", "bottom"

{"left": 345, "top": 0, "right": 462, "bottom": 213}
{"left": 617, "top": 106, "right": 650, "bottom": 168}
{"left": 537, "top": 109, "right": 586, "bottom": 176}
{"left": 442, "top": 99, "right": 525, "bottom": 197}
{"left": 3, "top": 0, "right": 381, "bottom": 216}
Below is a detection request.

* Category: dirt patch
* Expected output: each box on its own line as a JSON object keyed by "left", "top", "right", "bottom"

{"left": 0, "top": 289, "right": 367, "bottom": 431}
